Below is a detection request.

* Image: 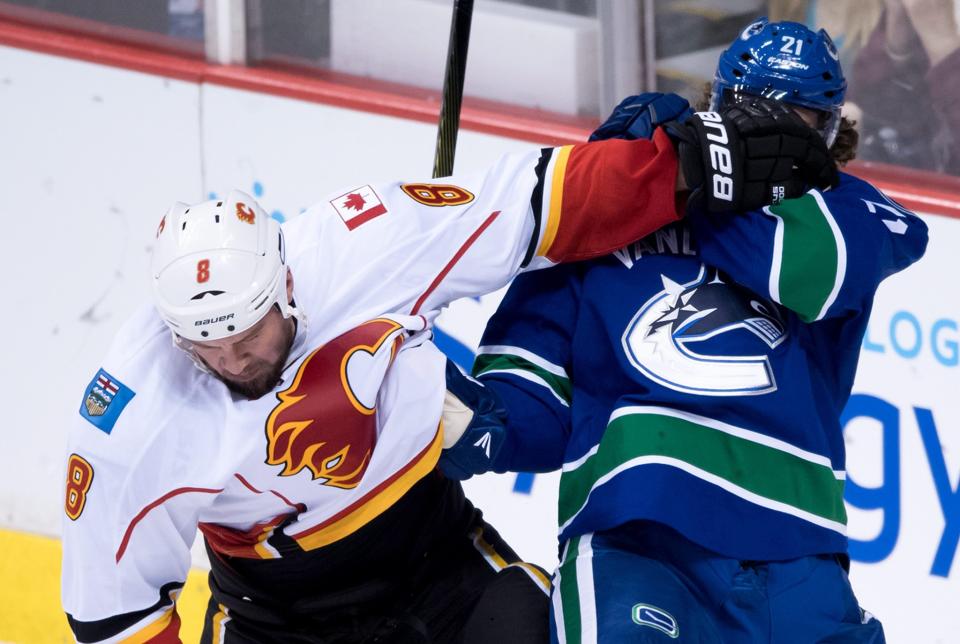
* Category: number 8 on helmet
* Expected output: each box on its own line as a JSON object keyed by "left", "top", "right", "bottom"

{"left": 151, "top": 189, "right": 302, "bottom": 344}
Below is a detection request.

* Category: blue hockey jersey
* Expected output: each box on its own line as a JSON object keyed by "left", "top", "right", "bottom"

{"left": 473, "top": 174, "right": 927, "bottom": 561}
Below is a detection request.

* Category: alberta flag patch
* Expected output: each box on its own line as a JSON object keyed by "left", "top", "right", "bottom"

{"left": 79, "top": 369, "right": 134, "bottom": 434}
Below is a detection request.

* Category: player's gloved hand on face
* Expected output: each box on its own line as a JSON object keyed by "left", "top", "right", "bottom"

{"left": 589, "top": 92, "right": 694, "bottom": 142}
{"left": 663, "top": 97, "right": 839, "bottom": 213}
{"left": 722, "top": 98, "right": 839, "bottom": 192}
{"left": 438, "top": 360, "right": 507, "bottom": 481}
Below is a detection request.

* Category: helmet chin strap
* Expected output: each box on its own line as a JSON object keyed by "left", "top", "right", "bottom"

{"left": 278, "top": 292, "right": 308, "bottom": 330}
{"left": 171, "top": 331, "right": 213, "bottom": 375}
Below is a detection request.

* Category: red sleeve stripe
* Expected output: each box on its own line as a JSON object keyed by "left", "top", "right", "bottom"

{"left": 543, "top": 130, "right": 683, "bottom": 263}
{"left": 200, "top": 514, "right": 290, "bottom": 560}
{"left": 410, "top": 210, "right": 501, "bottom": 315}
{"left": 115, "top": 486, "right": 223, "bottom": 563}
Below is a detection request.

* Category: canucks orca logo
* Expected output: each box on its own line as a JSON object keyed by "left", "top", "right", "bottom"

{"left": 740, "top": 19, "right": 766, "bottom": 40}
{"left": 632, "top": 603, "right": 679, "bottom": 638}
{"left": 622, "top": 265, "right": 786, "bottom": 396}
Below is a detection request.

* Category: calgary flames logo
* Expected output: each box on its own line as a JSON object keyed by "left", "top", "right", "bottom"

{"left": 265, "top": 319, "right": 404, "bottom": 489}
{"left": 236, "top": 202, "right": 256, "bottom": 224}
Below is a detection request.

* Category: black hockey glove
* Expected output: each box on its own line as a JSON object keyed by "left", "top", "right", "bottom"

{"left": 665, "top": 98, "right": 838, "bottom": 213}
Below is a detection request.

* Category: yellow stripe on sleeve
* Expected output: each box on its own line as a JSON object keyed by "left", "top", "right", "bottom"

{"left": 119, "top": 606, "right": 175, "bottom": 644}
{"left": 470, "top": 527, "right": 552, "bottom": 596}
{"left": 471, "top": 526, "right": 510, "bottom": 568}
{"left": 253, "top": 524, "right": 280, "bottom": 559}
{"left": 536, "top": 145, "right": 573, "bottom": 258}
{"left": 211, "top": 604, "right": 231, "bottom": 642}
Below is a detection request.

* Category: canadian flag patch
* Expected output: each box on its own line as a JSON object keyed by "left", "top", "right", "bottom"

{"left": 331, "top": 185, "right": 388, "bottom": 230}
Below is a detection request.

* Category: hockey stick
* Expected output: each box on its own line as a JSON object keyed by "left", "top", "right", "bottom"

{"left": 432, "top": 0, "right": 475, "bottom": 178}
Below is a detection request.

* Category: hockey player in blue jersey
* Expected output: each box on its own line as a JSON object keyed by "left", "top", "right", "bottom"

{"left": 439, "top": 19, "right": 928, "bottom": 643}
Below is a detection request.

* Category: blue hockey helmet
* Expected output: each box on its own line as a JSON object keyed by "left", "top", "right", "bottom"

{"left": 710, "top": 18, "right": 846, "bottom": 147}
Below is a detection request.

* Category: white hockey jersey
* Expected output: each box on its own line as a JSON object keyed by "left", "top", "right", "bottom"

{"left": 61, "top": 131, "right": 684, "bottom": 642}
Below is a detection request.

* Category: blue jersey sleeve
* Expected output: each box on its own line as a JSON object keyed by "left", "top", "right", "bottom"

{"left": 472, "top": 263, "right": 581, "bottom": 473}
{"left": 687, "top": 173, "right": 929, "bottom": 322}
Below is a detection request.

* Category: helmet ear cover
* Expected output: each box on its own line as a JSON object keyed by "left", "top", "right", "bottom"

{"left": 710, "top": 17, "right": 846, "bottom": 147}
{"left": 151, "top": 189, "right": 299, "bottom": 343}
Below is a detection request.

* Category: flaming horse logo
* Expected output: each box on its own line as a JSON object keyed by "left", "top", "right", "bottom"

{"left": 265, "top": 319, "right": 404, "bottom": 489}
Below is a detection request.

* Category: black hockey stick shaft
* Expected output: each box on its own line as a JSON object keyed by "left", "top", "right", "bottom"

{"left": 432, "top": 0, "right": 475, "bottom": 178}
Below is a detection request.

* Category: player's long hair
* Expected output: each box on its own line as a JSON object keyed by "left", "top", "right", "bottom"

{"left": 696, "top": 86, "right": 859, "bottom": 167}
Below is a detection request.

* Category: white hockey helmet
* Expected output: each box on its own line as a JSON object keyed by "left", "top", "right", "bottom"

{"left": 151, "top": 190, "right": 297, "bottom": 342}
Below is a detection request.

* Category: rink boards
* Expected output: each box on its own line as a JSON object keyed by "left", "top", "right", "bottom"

{"left": 0, "top": 36, "right": 958, "bottom": 643}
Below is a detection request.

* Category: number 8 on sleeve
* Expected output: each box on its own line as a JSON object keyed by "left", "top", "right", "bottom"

{"left": 65, "top": 454, "right": 94, "bottom": 521}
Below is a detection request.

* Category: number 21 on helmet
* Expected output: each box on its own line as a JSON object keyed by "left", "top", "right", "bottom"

{"left": 711, "top": 17, "right": 847, "bottom": 147}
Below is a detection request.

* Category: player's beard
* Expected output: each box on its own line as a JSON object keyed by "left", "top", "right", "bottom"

{"left": 211, "top": 320, "right": 296, "bottom": 400}
{"left": 219, "top": 357, "right": 288, "bottom": 400}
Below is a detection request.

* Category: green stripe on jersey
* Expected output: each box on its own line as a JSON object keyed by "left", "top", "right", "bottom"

{"left": 473, "top": 353, "right": 572, "bottom": 404}
{"left": 558, "top": 536, "right": 583, "bottom": 643}
{"left": 768, "top": 193, "right": 843, "bottom": 322}
{"left": 558, "top": 409, "right": 846, "bottom": 530}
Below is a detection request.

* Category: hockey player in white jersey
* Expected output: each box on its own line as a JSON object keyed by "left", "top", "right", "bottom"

{"left": 61, "top": 107, "right": 837, "bottom": 643}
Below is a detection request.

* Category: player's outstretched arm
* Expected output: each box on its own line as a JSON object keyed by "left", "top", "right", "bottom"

{"left": 287, "top": 102, "right": 829, "bottom": 322}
